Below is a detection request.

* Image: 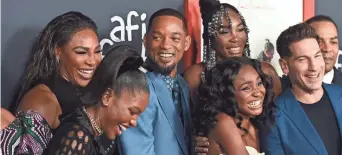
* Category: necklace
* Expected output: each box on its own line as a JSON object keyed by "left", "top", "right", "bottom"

{"left": 82, "top": 107, "right": 103, "bottom": 135}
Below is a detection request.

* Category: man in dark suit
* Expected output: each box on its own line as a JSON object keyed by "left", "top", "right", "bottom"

{"left": 306, "top": 15, "right": 342, "bottom": 85}
{"left": 261, "top": 23, "right": 342, "bottom": 155}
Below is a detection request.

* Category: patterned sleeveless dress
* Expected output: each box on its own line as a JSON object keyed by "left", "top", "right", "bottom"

{"left": 0, "top": 110, "right": 52, "bottom": 155}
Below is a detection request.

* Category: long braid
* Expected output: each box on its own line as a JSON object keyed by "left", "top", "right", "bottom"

{"left": 14, "top": 11, "right": 98, "bottom": 111}
{"left": 199, "top": 0, "right": 251, "bottom": 83}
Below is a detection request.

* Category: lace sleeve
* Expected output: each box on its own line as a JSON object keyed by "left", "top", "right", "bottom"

{"left": 44, "top": 123, "right": 95, "bottom": 155}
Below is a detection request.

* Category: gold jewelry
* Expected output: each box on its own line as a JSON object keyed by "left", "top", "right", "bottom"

{"left": 82, "top": 107, "right": 103, "bottom": 135}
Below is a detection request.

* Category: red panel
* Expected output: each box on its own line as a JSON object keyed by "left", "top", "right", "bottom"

{"left": 303, "top": 0, "right": 315, "bottom": 21}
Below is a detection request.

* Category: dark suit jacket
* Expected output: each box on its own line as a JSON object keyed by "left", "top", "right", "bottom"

{"left": 332, "top": 67, "right": 342, "bottom": 85}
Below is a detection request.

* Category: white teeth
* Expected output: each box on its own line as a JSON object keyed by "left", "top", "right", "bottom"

{"left": 307, "top": 74, "right": 318, "bottom": 78}
{"left": 159, "top": 53, "right": 173, "bottom": 58}
{"left": 79, "top": 70, "right": 93, "bottom": 74}
{"left": 229, "top": 47, "right": 240, "bottom": 51}
{"left": 119, "top": 124, "right": 127, "bottom": 131}
{"left": 248, "top": 100, "right": 262, "bottom": 109}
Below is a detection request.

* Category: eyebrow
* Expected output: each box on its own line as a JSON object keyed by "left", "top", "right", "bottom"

{"left": 330, "top": 36, "right": 338, "bottom": 40}
{"left": 172, "top": 32, "right": 182, "bottom": 36}
{"left": 237, "top": 23, "right": 243, "bottom": 27}
{"left": 295, "top": 50, "right": 321, "bottom": 59}
{"left": 239, "top": 77, "right": 261, "bottom": 86}
{"left": 73, "top": 45, "right": 101, "bottom": 51}
{"left": 151, "top": 31, "right": 162, "bottom": 35}
{"left": 219, "top": 22, "right": 243, "bottom": 28}
{"left": 73, "top": 46, "right": 89, "bottom": 51}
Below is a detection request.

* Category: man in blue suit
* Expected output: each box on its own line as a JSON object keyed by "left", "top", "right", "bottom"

{"left": 118, "top": 8, "right": 192, "bottom": 155}
{"left": 261, "top": 23, "right": 342, "bottom": 155}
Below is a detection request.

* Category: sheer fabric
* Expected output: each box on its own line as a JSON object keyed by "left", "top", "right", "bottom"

{"left": 44, "top": 109, "right": 106, "bottom": 155}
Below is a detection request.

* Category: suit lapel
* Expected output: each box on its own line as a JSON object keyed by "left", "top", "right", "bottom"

{"left": 323, "top": 84, "right": 342, "bottom": 136}
{"left": 332, "top": 67, "right": 342, "bottom": 85}
{"left": 282, "top": 89, "right": 328, "bottom": 154}
{"left": 147, "top": 72, "right": 188, "bottom": 154}
{"left": 178, "top": 76, "right": 192, "bottom": 153}
{"left": 178, "top": 75, "right": 192, "bottom": 128}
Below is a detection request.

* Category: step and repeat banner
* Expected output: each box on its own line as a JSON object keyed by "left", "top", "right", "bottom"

{"left": 1, "top": 0, "right": 183, "bottom": 109}
{"left": 3, "top": 0, "right": 335, "bottom": 109}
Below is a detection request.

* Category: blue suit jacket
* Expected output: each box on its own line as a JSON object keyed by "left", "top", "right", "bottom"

{"left": 119, "top": 72, "right": 192, "bottom": 155}
{"left": 261, "top": 84, "right": 342, "bottom": 155}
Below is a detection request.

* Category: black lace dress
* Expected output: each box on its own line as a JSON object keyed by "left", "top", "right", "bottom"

{"left": 40, "top": 75, "right": 117, "bottom": 154}
{"left": 43, "top": 108, "right": 111, "bottom": 155}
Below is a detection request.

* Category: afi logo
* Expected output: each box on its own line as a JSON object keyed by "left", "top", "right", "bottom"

{"left": 100, "top": 11, "right": 147, "bottom": 60}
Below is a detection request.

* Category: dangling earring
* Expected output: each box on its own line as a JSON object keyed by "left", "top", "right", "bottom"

{"left": 56, "top": 57, "right": 60, "bottom": 63}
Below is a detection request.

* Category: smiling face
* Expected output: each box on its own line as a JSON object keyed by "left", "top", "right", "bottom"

{"left": 279, "top": 38, "right": 325, "bottom": 93}
{"left": 144, "top": 15, "right": 190, "bottom": 76}
{"left": 233, "top": 65, "right": 266, "bottom": 117}
{"left": 103, "top": 89, "right": 149, "bottom": 140}
{"left": 56, "top": 28, "right": 102, "bottom": 87}
{"left": 310, "top": 21, "right": 339, "bottom": 73}
{"left": 213, "top": 10, "right": 247, "bottom": 59}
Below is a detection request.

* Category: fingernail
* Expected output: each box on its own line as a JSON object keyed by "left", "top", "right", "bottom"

{"left": 205, "top": 148, "right": 208, "bottom": 152}
{"left": 206, "top": 142, "right": 210, "bottom": 145}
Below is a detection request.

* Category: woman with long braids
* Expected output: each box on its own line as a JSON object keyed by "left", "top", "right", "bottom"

{"left": 184, "top": 0, "right": 282, "bottom": 106}
{"left": 5, "top": 11, "right": 116, "bottom": 154}
{"left": 15, "top": 11, "right": 101, "bottom": 130}
{"left": 192, "top": 57, "right": 275, "bottom": 155}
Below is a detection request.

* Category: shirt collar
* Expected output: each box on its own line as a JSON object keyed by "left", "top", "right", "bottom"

{"left": 323, "top": 68, "right": 334, "bottom": 84}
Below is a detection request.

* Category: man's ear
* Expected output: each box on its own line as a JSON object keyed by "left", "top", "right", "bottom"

{"left": 102, "top": 89, "right": 114, "bottom": 107}
{"left": 279, "top": 58, "right": 289, "bottom": 75}
{"left": 184, "top": 35, "right": 192, "bottom": 51}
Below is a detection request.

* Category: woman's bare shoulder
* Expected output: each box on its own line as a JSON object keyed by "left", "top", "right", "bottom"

{"left": 17, "top": 84, "right": 58, "bottom": 110}
{"left": 184, "top": 63, "right": 204, "bottom": 77}
{"left": 17, "top": 84, "right": 60, "bottom": 128}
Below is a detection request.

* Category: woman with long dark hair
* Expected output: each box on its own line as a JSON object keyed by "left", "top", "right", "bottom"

{"left": 2, "top": 11, "right": 100, "bottom": 155}
{"left": 15, "top": 11, "right": 101, "bottom": 130}
{"left": 193, "top": 57, "right": 275, "bottom": 155}
{"left": 43, "top": 45, "right": 149, "bottom": 155}
{"left": 3, "top": 11, "right": 128, "bottom": 154}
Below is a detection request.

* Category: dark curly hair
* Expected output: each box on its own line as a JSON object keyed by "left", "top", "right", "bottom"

{"left": 192, "top": 57, "right": 275, "bottom": 136}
